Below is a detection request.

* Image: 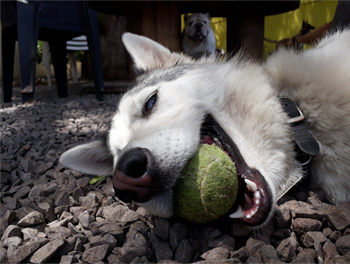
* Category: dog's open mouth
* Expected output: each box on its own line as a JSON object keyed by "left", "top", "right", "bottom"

{"left": 200, "top": 115, "right": 273, "bottom": 226}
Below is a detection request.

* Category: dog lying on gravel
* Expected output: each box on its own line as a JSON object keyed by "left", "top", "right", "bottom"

{"left": 60, "top": 29, "right": 350, "bottom": 227}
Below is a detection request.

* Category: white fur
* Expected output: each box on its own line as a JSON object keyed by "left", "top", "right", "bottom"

{"left": 60, "top": 30, "right": 350, "bottom": 223}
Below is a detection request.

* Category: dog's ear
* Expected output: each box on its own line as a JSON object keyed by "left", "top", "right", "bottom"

{"left": 59, "top": 140, "right": 114, "bottom": 176}
{"left": 122, "top": 32, "right": 178, "bottom": 72}
{"left": 205, "top": 13, "right": 211, "bottom": 19}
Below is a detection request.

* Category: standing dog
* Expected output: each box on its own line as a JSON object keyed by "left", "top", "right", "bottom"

{"left": 60, "top": 30, "right": 350, "bottom": 227}
{"left": 182, "top": 13, "right": 216, "bottom": 58}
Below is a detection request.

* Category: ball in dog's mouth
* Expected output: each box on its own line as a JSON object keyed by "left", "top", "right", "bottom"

{"left": 199, "top": 115, "right": 273, "bottom": 226}
{"left": 174, "top": 144, "right": 239, "bottom": 223}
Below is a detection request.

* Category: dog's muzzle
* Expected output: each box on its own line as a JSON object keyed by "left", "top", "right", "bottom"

{"left": 113, "top": 148, "right": 156, "bottom": 203}
{"left": 190, "top": 23, "right": 207, "bottom": 41}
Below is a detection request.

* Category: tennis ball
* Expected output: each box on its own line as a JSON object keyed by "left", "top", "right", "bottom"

{"left": 174, "top": 144, "right": 238, "bottom": 223}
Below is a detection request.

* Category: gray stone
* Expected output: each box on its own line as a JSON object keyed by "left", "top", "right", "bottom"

{"left": 35, "top": 162, "right": 54, "bottom": 175}
{"left": 53, "top": 190, "right": 70, "bottom": 207}
{"left": 301, "top": 231, "right": 327, "bottom": 247}
{"left": 314, "top": 240, "right": 324, "bottom": 264}
{"left": 71, "top": 187, "right": 87, "bottom": 202}
{"left": 125, "top": 230, "right": 148, "bottom": 248}
{"left": 13, "top": 186, "right": 31, "bottom": 199}
{"left": 69, "top": 206, "right": 87, "bottom": 219}
{"left": 274, "top": 204, "right": 291, "bottom": 227}
{"left": 101, "top": 233, "right": 118, "bottom": 248}
{"left": 45, "top": 226, "right": 71, "bottom": 239}
{"left": 30, "top": 238, "right": 66, "bottom": 263}
{"left": 17, "top": 211, "right": 46, "bottom": 227}
{"left": 120, "top": 210, "right": 140, "bottom": 224}
{"left": 102, "top": 204, "right": 128, "bottom": 223}
{"left": 97, "top": 223, "right": 125, "bottom": 243}
{"left": 60, "top": 211, "right": 74, "bottom": 221}
{"left": 208, "top": 234, "right": 236, "bottom": 251}
{"left": 245, "top": 237, "right": 266, "bottom": 256}
{"left": 22, "top": 227, "right": 39, "bottom": 241}
{"left": 333, "top": 254, "right": 350, "bottom": 263}
{"left": 231, "top": 247, "right": 249, "bottom": 263}
{"left": 59, "top": 255, "right": 78, "bottom": 264}
{"left": 0, "top": 247, "right": 6, "bottom": 263}
{"left": 323, "top": 240, "right": 339, "bottom": 263}
{"left": 79, "top": 193, "right": 99, "bottom": 209}
{"left": 169, "top": 222, "right": 187, "bottom": 250}
{"left": 119, "top": 246, "right": 153, "bottom": 263}
{"left": 329, "top": 230, "right": 342, "bottom": 243}
{"left": 297, "top": 248, "right": 317, "bottom": 260}
{"left": 276, "top": 237, "right": 298, "bottom": 262}
{"left": 292, "top": 218, "right": 322, "bottom": 236}
{"left": 3, "top": 197, "right": 20, "bottom": 210}
{"left": 154, "top": 242, "right": 174, "bottom": 262}
{"left": 55, "top": 236, "right": 76, "bottom": 258}
{"left": 291, "top": 255, "right": 315, "bottom": 264}
{"left": 82, "top": 244, "right": 111, "bottom": 263}
{"left": 201, "top": 247, "right": 230, "bottom": 260}
{"left": 174, "top": 239, "right": 193, "bottom": 263}
{"left": 153, "top": 217, "right": 170, "bottom": 240}
{"left": 37, "top": 202, "right": 56, "bottom": 221}
{"left": 325, "top": 207, "right": 350, "bottom": 231}
{"left": 0, "top": 210, "right": 16, "bottom": 235}
{"left": 1, "top": 225, "right": 21, "bottom": 240}
{"left": 78, "top": 210, "right": 94, "bottom": 229}
{"left": 7, "top": 241, "right": 44, "bottom": 263}
{"left": 260, "top": 245, "right": 281, "bottom": 263}
{"left": 47, "top": 218, "right": 71, "bottom": 228}
{"left": 76, "top": 177, "right": 90, "bottom": 188}
{"left": 322, "top": 227, "right": 333, "bottom": 238}
{"left": 335, "top": 235, "right": 350, "bottom": 255}
{"left": 4, "top": 236, "right": 22, "bottom": 247}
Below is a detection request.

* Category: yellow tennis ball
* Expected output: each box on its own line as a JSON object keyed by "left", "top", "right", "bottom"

{"left": 174, "top": 144, "right": 238, "bottom": 223}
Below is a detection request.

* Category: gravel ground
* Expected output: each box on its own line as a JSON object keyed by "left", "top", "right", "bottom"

{"left": 1, "top": 84, "right": 350, "bottom": 264}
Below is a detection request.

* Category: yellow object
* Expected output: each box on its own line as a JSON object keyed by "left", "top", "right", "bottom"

{"left": 264, "top": 0, "right": 338, "bottom": 58}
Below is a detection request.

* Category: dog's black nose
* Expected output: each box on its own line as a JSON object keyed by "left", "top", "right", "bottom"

{"left": 117, "top": 148, "right": 148, "bottom": 178}
{"left": 113, "top": 148, "right": 152, "bottom": 203}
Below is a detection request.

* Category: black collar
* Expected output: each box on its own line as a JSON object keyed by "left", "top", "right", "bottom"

{"left": 279, "top": 97, "right": 320, "bottom": 167}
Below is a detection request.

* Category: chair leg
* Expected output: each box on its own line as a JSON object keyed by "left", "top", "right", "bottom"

{"left": 84, "top": 3, "right": 104, "bottom": 101}
{"left": 16, "top": 1, "right": 38, "bottom": 103}
{"left": 49, "top": 39, "right": 68, "bottom": 98}
{"left": 70, "top": 52, "right": 79, "bottom": 84}
{"left": 2, "top": 26, "right": 16, "bottom": 103}
{"left": 42, "top": 41, "right": 52, "bottom": 86}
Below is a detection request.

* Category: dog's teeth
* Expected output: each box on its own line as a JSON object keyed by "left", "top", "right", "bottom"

{"left": 245, "top": 179, "right": 257, "bottom": 192}
{"left": 254, "top": 190, "right": 261, "bottom": 200}
{"left": 229, "top": 206, "right": 244, "bottom": 219}
{"left": 213, "top": 137, "right": 222, "bottom": 146}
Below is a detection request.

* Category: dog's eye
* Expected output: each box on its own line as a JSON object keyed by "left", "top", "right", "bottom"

{"left": 143, "top": 92, "right": 157, "bottom": 116}
{"left": 203, "top": 21, "right": 207, "bottom": 24}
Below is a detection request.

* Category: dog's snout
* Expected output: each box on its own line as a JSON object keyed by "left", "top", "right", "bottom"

{"left": 113, "top": 148, "right": 153, "bottom": 203}
{"left": 195, "top": 23, "right": 202, "bottom": 31}
{"left": 117, "top": 148, "right": 148, "bottom": 178}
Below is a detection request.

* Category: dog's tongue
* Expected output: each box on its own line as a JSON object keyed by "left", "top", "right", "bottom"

{"left": 200, "top": 136, "right": 215, "bottom": 145}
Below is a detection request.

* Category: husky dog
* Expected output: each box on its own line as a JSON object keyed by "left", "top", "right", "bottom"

{"left": 60, "top": 30, "right": 350, "bottom": 227}
{"left": 182, "top": 13, "right": 216, "bottom": 59}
